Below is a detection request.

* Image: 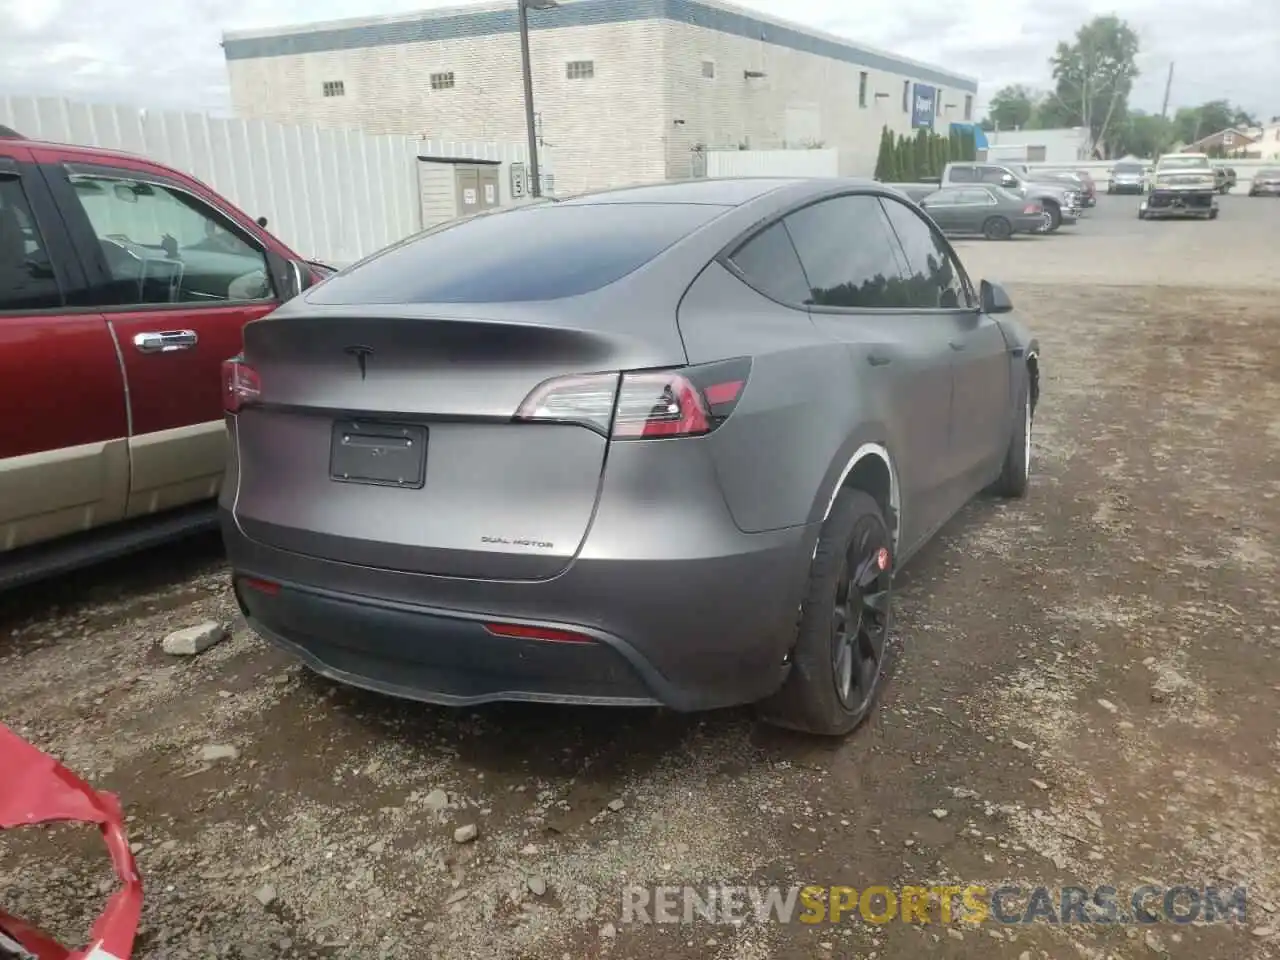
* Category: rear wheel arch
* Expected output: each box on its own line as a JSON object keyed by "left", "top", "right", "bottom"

{"left": 1025, "top": 350, "right": 1040, "bottom": 415}
{"left": 822, "top": 443, "right": 900, "bottom": 554}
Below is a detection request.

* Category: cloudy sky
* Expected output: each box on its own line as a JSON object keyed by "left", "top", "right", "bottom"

{"left": 2, "top": 0, "right": 1277, "bottom": 120}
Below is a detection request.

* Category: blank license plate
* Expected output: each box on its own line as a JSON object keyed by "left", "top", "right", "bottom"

{"left": 329, "top": 421, "right": 427, "bottom": 489}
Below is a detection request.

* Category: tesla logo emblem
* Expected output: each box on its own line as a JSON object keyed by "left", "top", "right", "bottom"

{"left": 344, "top": 345, "right": 374, "bottom": 379}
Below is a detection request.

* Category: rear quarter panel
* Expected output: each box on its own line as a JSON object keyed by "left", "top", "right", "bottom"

{"left": 677, "top": 261, "right": 893, "bottom": 534}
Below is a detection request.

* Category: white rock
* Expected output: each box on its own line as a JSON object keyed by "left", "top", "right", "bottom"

{"left": 1097, "top": 698, "right": 1119, "bottom": 713}
{"left": 931, "top": 808, "right": 949, "bottom": 820}
{"left": 599, "top": 923, "right": 617, "bottom": 939}
{"left": 607, "top": 799, "right": 625, "bottom": 812}
{"left": 527, "top": 875, "right": 547, "bottom": 896}
{"left": 1010, "top": 739, "right": 1032, "bottom": 751}
{"left": 520, "top": 843, "right": 539, "bottom": 856}
{"left": 253, "top": 884, "right": 277, "bottom": 907}
{"left": 1030, "top": 779, "right": 1050, "bottom": 791}
{"left": 200, "top": 744, "right": 239, "bottom": 763}
{"left": 454, "top": 824, "right": 479, "bottom": 844}
{"left": 423, "top": 788, "right": 449, "bottom": 812}
{"left": 162, "top": 621, "right": 228, "bottom": 656}
{"left": 1252, "top": 926, "right": 1276, "bottom": 938}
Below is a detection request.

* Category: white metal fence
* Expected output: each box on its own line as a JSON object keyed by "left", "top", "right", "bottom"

{"left": 0, "top": 95, "right": 532, "bottom": 264}
{"left": 707, "top": 148, "right": 840, "bottom": 178}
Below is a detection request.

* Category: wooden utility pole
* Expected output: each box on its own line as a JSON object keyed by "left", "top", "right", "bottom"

{"left": 1160, "top": 62, "right": 1175, "bottom": 118}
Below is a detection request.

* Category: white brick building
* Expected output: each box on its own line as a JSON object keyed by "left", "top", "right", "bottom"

{"left": 223, "top": 0, "right": 978, "bottom": 196}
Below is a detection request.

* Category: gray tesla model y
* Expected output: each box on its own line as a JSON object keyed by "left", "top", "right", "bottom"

{"left": 219, "top": 177, "right": 1040, "bottom": 736}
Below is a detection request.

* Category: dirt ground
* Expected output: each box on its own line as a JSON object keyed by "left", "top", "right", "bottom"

{"left": 3, "top": 197, "right": 1279, "bottom": 960}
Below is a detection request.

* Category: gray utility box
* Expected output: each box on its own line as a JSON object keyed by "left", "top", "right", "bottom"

{"left": 418, "top": 157, "right": 503, "bottom": 230}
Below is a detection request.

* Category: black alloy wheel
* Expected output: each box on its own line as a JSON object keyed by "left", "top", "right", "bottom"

{"left": 830, "top": 515, "right": 892, "bottom": 715}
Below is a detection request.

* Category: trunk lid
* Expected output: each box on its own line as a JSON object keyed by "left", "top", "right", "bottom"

{"left": 230, "top": 301, "right": 686, "bottom": 580}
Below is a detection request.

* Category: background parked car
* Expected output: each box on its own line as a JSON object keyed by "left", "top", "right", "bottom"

{"left": 919, "top": 185, "right": 1047, "bottom": 239}
{"left": 0, "top": 129, "right": 321, "bottom": 589}
{"left": 1248, "top": 167, "right": 1280, "bottom": 196}
{"left": 219, "top": 176, "right": 1040, "bottom": 738}
{"left": 1108, "top": 161, "right": 1147, "bottom": 194}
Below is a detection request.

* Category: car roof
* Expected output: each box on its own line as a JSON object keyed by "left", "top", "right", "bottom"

{"left": 554, "top": 177, "right": 811, "bottom": 207}
{"left": 0, "top": 132, "right": 153, "bottom": 164}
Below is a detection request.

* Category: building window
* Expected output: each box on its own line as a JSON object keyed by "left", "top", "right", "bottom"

{"left": 322, "top": 80, "right": 345, "bottom": 97}
{"left": 566, "top": 60, "right": 595, "bottom": 80}
{"left": 858, "top": 71, "right": 868, "bottom": 108}
{"left": 902, "top": 80, "right": 910, "bottom": 112}
{"left": 1223, "top": 131, "right": 1235, "bottom": 145}
{"left": 430, "top": 72, "right": 455, "bottom": 90}
{"left": 963, "top": 94, "right": 973, "bottom": 121}
{"left": 701, "top": 60, "right": 715, "bottom": 79}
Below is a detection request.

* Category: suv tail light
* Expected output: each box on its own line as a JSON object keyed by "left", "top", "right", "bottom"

{"left": 515, "top": 358, "right": 751, "bottom": 440}
{"left": 221, "top": 358, "right": 261, "bottom": 413}
{"left": 1023, "top": 202, "right": 1042, "bottom": 214}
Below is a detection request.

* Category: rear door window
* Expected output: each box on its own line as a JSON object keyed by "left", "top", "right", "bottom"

{"left": 0, "top": 174, "right": 63, "bottom": 311}
{"left": 782, "top": 194, "right": 908, "bottom": 309}
{"left": 726, "top": 221, "right": 810, "bottom": 305}
{"left": 308, "top": 202, "right": 726, "bottom": 304}
{"left": 879, "top": 197, "right": 972, "bottom": 309}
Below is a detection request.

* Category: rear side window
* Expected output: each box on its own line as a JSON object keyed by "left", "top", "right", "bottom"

{"left": 782, "top": 195, "right": 907, "bottom": 309}
{"left": 948, "top": 166, "right": 977, "bottom": 183}
{"left": 308, "top": 202, "right": 725, "bottom": 304}
{"left": 0, "top": 175, "right": 63, "bottom": 311}
{"left": 879, "top": 197, "right": 971, "bottom": 309}
{"left": 726, "top": 221, "right": 809, "bottom": 305}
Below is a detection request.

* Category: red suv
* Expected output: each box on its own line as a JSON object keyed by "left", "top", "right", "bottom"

{"left": 0, "top": 129, "right": 323, "bottom": 588}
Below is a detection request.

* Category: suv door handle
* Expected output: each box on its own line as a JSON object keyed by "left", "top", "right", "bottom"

{"left": 866, "top": 352, "right": 892, "bottom": 367}
{"left": 949, "top": 340, "right": 967, "bottom": 351}
{"left": 134, "top": 330, "right": 198, "bottom": 354}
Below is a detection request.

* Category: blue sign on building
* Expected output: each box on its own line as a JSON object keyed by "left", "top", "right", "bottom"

{"left": 911, "top": 84, "right": 937, "bottom": 129}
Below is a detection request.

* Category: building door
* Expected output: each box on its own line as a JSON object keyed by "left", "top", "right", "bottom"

{"left": 455, "top": 167, "right": 480, "bottom": 217}
{"left": 479, "top": 167, "right": 500, "bottom": 209}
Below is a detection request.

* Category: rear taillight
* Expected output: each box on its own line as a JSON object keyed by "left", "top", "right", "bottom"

{"left": 514, "top": 358, "right": 751, "bottom": 440}
{"left": 1023, "top": 202, "right": 1042, "bottom": 214}
{"left": 221, "top": 358, "right": 261, "bottom": 414}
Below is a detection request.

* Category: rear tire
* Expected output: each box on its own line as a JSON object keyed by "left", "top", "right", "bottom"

{"left": 982, "top": 216, "right": 1013, "bottom": 241}
{"left": 759, "top": 489, "right": 893, "bottom": 737}
{"left": 990, "top": 381, "right": 1031, "bottom": 499}
{"left": 1208, "top": 207, "right": 1219, "bottom": 220}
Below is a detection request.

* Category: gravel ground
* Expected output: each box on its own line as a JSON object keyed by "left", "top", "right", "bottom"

{"left": 2, "top": 195, "right": 1279, "bottom": 960}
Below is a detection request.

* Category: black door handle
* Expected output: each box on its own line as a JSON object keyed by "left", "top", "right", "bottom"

{"left": 866, "top": 353, "right": 892, "bottom": 367}
{"left": 949, "top": 340, "right": 967, "bottom": 351}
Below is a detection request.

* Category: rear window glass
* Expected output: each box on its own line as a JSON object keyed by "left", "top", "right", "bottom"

{"left": 307, "top": 202, "right": 725, "bottom": 304}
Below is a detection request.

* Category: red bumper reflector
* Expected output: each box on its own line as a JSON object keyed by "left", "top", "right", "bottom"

{"left": 876, "top": 547, "right": 890, "bottom": 571}
{"left": 240, "top": 577, "right": 281, "bottom": 596}
{"left": 483, "top": 622, "right": 595, "bottom": 644}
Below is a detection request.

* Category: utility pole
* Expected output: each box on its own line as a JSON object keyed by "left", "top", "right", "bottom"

{"left": 1160, "top": 61, "right": 1175, "bottom": 119}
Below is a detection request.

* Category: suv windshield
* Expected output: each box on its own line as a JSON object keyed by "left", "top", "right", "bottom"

{"left": 1159, "top": 156, "right": 1210, "bottom": 170}
{"left": 1114, "top": 164, "right": 1143, "bottom": 174}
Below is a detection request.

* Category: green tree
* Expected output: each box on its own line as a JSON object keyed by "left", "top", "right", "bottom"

{"left": 873, "top": 126, "right": 893, "bottom": 180}
{"left": 896, "top": 134, "right": 914, "bottom": 180}
{"left": 1047, "top": 15, "right": 1141, "bottom": 156}
{"left": 1173, "top": 100, "right": 1259, "bottom": 146}
{"left": 985, "top": 84, "right": 1040, "bottom": 131}
{"left": 1113, "top": 111, "right": 1172, "bottom": 158}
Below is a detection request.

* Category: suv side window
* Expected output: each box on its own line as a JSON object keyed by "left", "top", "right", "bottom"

{"left": 0, "top": 175, "right": 63, "bottom": 311}
{"left": 726, "top": 221, "right": 810, "bottom": 305}
{"left": 879, "top": 197, "right": 971, "bottom": 309}
{"left": 67, "top": 174, "right": 274, "bottom": 307}
{"left": 783, "top": 195, "right": 907, "bottom": 309}
{"left": 948, "top": 165, "right": 977, "bottom": 183}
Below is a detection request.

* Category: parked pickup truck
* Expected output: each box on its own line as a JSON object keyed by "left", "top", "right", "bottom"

{"left": 0, "top": 129, "right": 327, "bottom": 588}
{"left": 1139, "top": 153, "right": 1219, "bottom": 220}
{"left": 887, "top": 162, "right": 1081, "bottom": 233}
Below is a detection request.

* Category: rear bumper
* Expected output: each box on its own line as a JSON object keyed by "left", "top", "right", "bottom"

{"left": 1250, "top": 184, "right": 1280, "bottom": 195}
{"left": 221, "top": 508, "right": 816, "bottom": 713}
{"left": 1013, "top": 215, "right": 1048, "bottom": 233}
{"left": 1110, "top": 182, "right": 1144, "bottom": 193}
{"left": 1142, "top": 190, "right": 1216, "bottom": 217}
